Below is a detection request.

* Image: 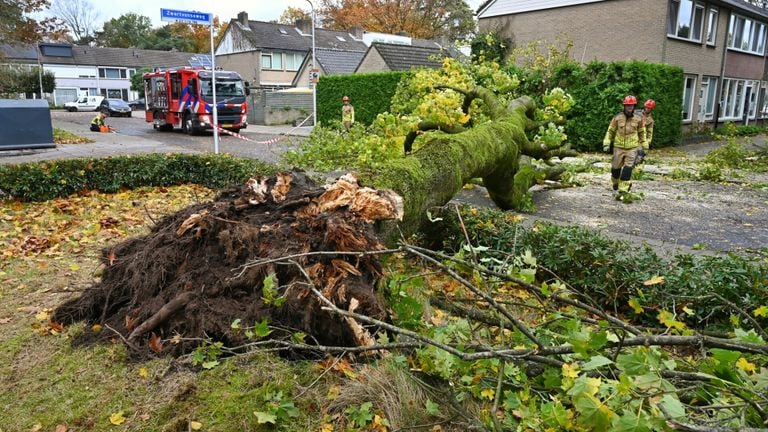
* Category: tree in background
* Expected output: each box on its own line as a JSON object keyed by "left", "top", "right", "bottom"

{"left": 130, "top": 67, "right": 151, "bottom": 97}
{"left": 318, "top": 0, "right": 475, "bottom": 41}
{"left": 0, "top": 0, "right": 65, "bottom": 43}
{"left": 0, "top": 66, "right": 55, "bottom": 97}
{"left": 48, "top": 0, "right": 99, "bottom": 44}
{"left": 96, "top": 13, "right": 152, "bottom": 48}
{"left": 278, "top": 6, "right": 310, "bottom": 25}
{"left": 138, "top": 25, "right": 194, "bottom": 52}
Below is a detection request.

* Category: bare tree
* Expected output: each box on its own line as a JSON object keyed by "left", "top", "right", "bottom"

{"left": 49, "top": 0, "right": 99, "bottom": 43}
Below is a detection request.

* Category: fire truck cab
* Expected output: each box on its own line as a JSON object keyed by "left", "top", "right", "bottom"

{"left": 143, "top": 67, "right": 249, "bottom": 135}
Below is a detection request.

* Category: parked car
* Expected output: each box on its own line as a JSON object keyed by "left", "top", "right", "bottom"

{"left": 64, "top": 95, "right": 104, "bottom": 112}
{"left": 99, "top": 99, "right": 132, "bottom": 117}
{"left": 128, "top": 98, "right": 145, "bottom": 110}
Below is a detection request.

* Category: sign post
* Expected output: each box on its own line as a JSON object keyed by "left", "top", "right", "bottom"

{"left": 160, "top": 8, "right": 220, "bottom": 154}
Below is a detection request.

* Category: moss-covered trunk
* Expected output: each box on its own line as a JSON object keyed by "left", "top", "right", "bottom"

{"left": 364, "top": 96, "right": 566, "bottom": 242}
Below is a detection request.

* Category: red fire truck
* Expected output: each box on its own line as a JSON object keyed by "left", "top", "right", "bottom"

{"left": 143, "top": 67, "right": 249, "bottom": 134}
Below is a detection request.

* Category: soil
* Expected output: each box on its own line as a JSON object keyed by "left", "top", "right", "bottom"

{"left": 53, "top": 171, "right": 402, "bottom": 357}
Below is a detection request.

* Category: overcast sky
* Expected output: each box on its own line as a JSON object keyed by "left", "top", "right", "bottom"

{"left": 49, "top": 0, "right": 485, "bottom": 29}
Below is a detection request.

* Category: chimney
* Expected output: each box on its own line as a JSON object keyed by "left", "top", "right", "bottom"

{"left": 295, "top": 19, "right": 313, "bottom": 35}
{"left": 237, "top": 11, "right": 248, "bottom": 26}
{"left": 349, "top": 26, "right": 364, "bottom": 40}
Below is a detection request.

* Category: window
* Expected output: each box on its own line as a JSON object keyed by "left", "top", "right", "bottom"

{"left": 261, "top": 52, "right": 283, "bottom": 70}
{"left": 285, "top": 53, "right": 304, "bottom": 71}
{"left": 706, "top": 7, "right": 718, "bottom": 45}
{"left": 668, "top": 0, "right": 704, "bottom": 42}
{"left": 728, "top": 14, "right": 767, "bottom": 54}
{"left": 682, "top": 75, "right": 696, "bottom": 121}
{"left": 98, "top": 67, "right": 127, "bottom": 79}
{"left": 701, "top": 77, "right": 717, "bottom": 120}
{"left": 719, "top": 78, "right": 761, "bottom": 120}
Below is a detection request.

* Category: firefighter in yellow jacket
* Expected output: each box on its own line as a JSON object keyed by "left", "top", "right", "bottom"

{"left": 341, "top": 95, "right": 355, "bottom": 130}
{"left": 603, "top": 95, "right": 645, "bottom": 197}
{"left": 636, "top": 99, "right": 655, "bottom": 164}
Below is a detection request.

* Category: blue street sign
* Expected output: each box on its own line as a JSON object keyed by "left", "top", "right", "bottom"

{"left": 160, "top": 8, "right": 212, "bottom": 25}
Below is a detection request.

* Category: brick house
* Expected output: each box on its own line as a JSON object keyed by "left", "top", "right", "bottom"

{"left": 478, "top": 0, "right": 768, "bottom": 127}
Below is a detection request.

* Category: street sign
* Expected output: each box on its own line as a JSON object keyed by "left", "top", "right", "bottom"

{"left": 160, "top": 8, "right": 212, "bottom": 25}
{"left": 309, "top": 69, "right": 320, "bottom": 84}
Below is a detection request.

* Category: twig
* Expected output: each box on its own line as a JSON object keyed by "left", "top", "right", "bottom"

{"left": 402, "top": 244, "right": 544, "bottom": 349}
{"left": 143, "top": 204, "right": 157, "bottom": 225}
{"left": 295, "top": 351, "right": 346, "bottom": 399}
{"left": 709, "top": 293, "right": 768, "bottom": 341}
{"left": 103, "top": 323, "right": 139, "bottom": 351}
{"left": 232, "top": 248, "right": 401, "bottom": 279}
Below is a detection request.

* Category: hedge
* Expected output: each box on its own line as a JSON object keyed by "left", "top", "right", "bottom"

{"left": 0, "top": 153, "right": 277, "bottom": 202}
{"left": 551, "top": 61, "right": 684, "bottom": 151}
{"left": 316, "top": 71, "right": 411, "bottom": 125}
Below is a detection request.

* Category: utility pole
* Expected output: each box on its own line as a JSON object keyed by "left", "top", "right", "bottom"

{"left": 307, "top": 0, "right": 316, "bottom": 126}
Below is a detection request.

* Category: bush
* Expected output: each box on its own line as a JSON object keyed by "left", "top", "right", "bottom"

{"left": 0, "top": 153, "right": 277, "bottom": 201}
{"left": 552, "top": 61, "right": 684, "bottom": 151}
{"left": 427, "top": 206, "right": 768, "bottom": 329}
{"left": 316, "top": 71, "right": 411, "bottom": 126}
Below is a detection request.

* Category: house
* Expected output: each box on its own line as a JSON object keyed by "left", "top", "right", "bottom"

{"left": 0, "top": 44, "right": 39, "bottom": 70}
{"left": 215, "top": 12, "right": 369, "bottom": 89}
{"left": 355, "top": 42, "right": 455, "bottom": 73}
{"left": 36, "top": 43, "right": 203, "bottom": 105}
{"left": 477, "top": 0, "right": 768, "bottom": 127}
{"left": 291, "top": 48, "right": 366, "bottom": 87}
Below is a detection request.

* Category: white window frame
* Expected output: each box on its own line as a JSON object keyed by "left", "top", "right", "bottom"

{"left": 261, "top": 52, "right": 284, "bottom": 71}
{"left": 701, "top": 76, "right": 718, "bottom": 120}
{"left": 285, "top": 53, "right": 304, "bottom": 71}
{"left": 706, "top": 7, "right": 718, "bottom": 45}
{"left": 728, "top": 13, "right": 767, "bottom": 55}
{"left": 682, "top": 75, "right": 697, "bottom": 122}
{"left": 668, "top": 0, "right": 705, "bottom": 43}
{"left": 718, "top": 78, "right": 761, "bottom": 120}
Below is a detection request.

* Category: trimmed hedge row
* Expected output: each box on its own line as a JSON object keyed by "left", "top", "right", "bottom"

{"left": 551, "top": 61, "right": 684, "bottom": 151}
{"left": 426, "top": 206, "right": 767, "bottom": 329}
{"left": 316, "top": 71, "right": 411, "bottom": 126}
{"left": 0, "top": 153, "right": 277, "bottom": 202}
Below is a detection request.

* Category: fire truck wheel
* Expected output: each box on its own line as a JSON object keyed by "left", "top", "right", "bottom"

{"left": 183, "top": 112, "right": 197, "bottom": 136}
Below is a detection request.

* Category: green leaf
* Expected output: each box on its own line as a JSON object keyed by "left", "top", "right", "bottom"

{"left": 230, "top": 318, "right": 241, "bottom": 329}
{"left": 254, "top": 318, "right": 272, "bottom": 338}
{"left": 541, "top": 401, "right": 568, "bottom": 427}
{"left": 574, "top": 394, "right": 614, "bottom": 431}
{"left": 616, "top": 350, "right": 650, "bottom": 376}
{"left": 659, "top": 395, "right": 685, "bottom": 419}
{"left": 612, "top": 410, "right": 651, "bottom": 432}
{"left": 734, "top": 328, "right": 765, "bottom": 344}
{"left": 202, "top": 360, "right": 220, "bottom": 369}
{"left": 254, "top": 410, "right": 277, "bottom": 424}
{"left": 582, "top": 355, "right": 613, "bottom": 371}
{"left": 425, "top": 399, "right": 441, "bottom": 416}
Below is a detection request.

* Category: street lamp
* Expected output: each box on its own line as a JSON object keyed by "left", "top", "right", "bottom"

{"left": 306, "top": 0, "right": 316, "bottom": 126}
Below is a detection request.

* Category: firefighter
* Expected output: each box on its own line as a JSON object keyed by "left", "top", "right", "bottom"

{"left": 90, "top": 112, "right": 109, "bottom": 132}
{"left": 603, "top": 95, "right": 645, "bottom": 197}
{"left": 341, "top": 95, "right": 355, "bottom": 130}
{"left": 636, "top": 99, "right": 655, "bottom": 164}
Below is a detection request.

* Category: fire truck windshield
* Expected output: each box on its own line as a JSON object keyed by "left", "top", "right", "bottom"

{"left": 199, "top": 79, "right": 246, "bottom": 101}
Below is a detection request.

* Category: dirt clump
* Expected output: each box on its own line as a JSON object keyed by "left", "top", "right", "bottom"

{"left": 53, "top": 171, "right": 403, "bottom": 356}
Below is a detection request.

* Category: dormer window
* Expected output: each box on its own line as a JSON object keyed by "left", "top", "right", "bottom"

{"left": 279, "top": 28, "right": 288, "bottom": 35}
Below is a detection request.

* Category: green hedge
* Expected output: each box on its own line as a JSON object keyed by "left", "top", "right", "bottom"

{"left": 316, "top": 71, "right": 411, "bottom": 125}
{"left": 0, "top": 153, "right": 277, "bottom": 201}
{"left": 426, "top": 206, "right": 767, "bottom": 329}
{"left": 551, "top": 61, "right": 684, "bottom": 151}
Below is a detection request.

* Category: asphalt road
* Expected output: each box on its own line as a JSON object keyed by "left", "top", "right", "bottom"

{"left": 50, "top": 110, "right": 303, "bottom": 165}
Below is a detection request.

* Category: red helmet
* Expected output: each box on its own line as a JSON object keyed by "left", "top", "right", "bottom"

{"left": 342, "top": 96, "right": 350, "bottom": 101}
{"left": 623, "top": 95, "right": 637, "bottom": 105}
{"left": 644, "top": 99, "right": 656, "bottom": 109}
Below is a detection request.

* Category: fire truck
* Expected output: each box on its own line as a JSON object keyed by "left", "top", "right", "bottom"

{"left": 143, "top": 67, "right": 249, "bottom": 134}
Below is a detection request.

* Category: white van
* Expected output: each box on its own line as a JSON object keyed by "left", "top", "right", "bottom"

{"left": 64, "top": 95, "right": 104, "bottom": 112}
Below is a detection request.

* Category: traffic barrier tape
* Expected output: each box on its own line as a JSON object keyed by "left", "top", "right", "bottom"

{"left": 214, "top": 113, "right": 313, "bottom": 144}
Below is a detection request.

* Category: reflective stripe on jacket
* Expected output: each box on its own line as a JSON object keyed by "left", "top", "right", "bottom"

{"left": 604, "top": 112, "right": 645, "bottom": 149}
{"left": 342, "top": 105, "right": 354, "bottom": 123}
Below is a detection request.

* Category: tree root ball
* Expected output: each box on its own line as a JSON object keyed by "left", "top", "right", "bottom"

{"left": 53, "top": 171, "right": 404, "bottom": 356}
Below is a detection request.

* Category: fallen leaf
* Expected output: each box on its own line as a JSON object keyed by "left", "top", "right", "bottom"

{"left": 0, "top": 317, "right": 11, "bottom": 324}
{"left": 139, "top": 367, "right": 149, "bottom": 378}
{"left": 55, "top": 424, "right": 68, "bottom": 432}
{"left": 190, "top": 420, "right": 203, "bottom": 430}
{"left": 643, "top": 275, "right": 665, "bottom": 286}
{"left": 107, "top": 250, "right": 117, "bottom": 266}
{"left": 30, "top": 424, "right": 42, "bottom": 432}
{"left": 91, "top": 324, "right": 102, "bottom": 333}
{"left": 149, "top": 333, "right": 164, "bottom": 353}
{"left": 139, "top": 413, "right": 151, "bottom": 421}
{"left": 109, "top": 411, "right": 126, "bottom": 425}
